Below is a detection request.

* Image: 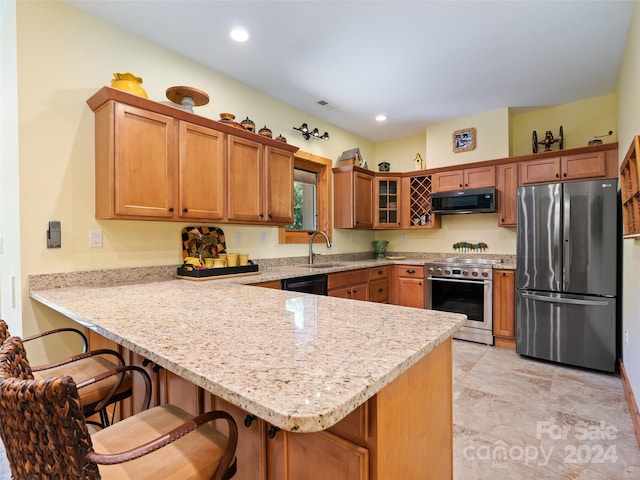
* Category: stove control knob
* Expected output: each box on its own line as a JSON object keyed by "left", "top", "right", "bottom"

{"left": 472, "top": 271, "right": 479, "bottom": 277}
{"left": 444, "top": 269, "right": 451, "bottom": 275}
{"left": 428, "top": 267, "right": 434, "bottom": 274}
{"left": 435, "top": 268, "right": 443, "bottom": 275}
{"left": 462, "top": 270, "right": 469, "bottom": 276}
{"left": 481, "top": 271, "right": 489, "bottom": 278}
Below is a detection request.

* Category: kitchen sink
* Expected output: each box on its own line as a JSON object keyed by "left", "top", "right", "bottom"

{"left": 298, "top": 263, "right": 344, "bottom": 269}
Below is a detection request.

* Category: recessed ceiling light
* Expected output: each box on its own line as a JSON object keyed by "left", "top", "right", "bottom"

{"left": 376, "top": 114, "right": 387, "bottom": 122}
{"left": 230, "top": 28, "right": 250, "bottom": 42}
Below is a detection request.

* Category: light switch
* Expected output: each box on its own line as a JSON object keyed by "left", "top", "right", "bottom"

{"left": 47, "top": 221, "right": 61, "bottom": 248}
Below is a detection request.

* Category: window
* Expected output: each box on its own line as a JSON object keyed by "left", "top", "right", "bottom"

{"left": 279, "top": 151, "right": 332, "bottom": 244}
{"left": 288, "top": 168, "right": 318, "bottom": 231}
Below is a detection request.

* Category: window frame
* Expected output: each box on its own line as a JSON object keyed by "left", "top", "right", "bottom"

{"left": 279, "top": 151, "right": 332, "bottom": 244}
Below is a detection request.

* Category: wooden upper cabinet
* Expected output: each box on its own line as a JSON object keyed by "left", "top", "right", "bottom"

{"left": 264, "top": 146, "right": 294, "bottom": 224}
{"left": 519, "top": 156, "right": 561, "bottom": 184}
{"left": 178, "top": 121, "right": 225, "bottom": 220}
{"left": 88, "top": 87, "right": 299, "bottom": 223}
{"left": 431, "top": 166, "right": 495, "bottom": 192}
{"left": 496, "top": 163, "right": 518, "bottom": 227}
{"left": 227, "top": 135, "right": 263, "bottom": 222}
{"left": 374, "top": 176, "right": 401, "bottom": 228}
{"left": 333, "top": 167, "right": 374, "bottom": 229}
{"left": 96, "top": 102, "right": 176, "bottom": 219}
{"left": 561, "top": 151, "right": 607, "bottom": 180}
{"left": 519, "top": 150, "right": 612, "bottom": 185}
{"left": 227, "top": 136, "right": 294, "bottom": 224}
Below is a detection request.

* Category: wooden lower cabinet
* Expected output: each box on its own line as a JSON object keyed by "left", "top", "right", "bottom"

{"left": 85, "top": 327, "right": 453, "bottom": 480}
{"left": 328, "top": 269, "right": 370, "bottom": 301}
{"left": 493, "top": 269, "right": 516, "bottom": 349}
{"left": 391, "top": 265, "right": 426, "bottom": 308}
{"left": 368, "top": 266, "right": 390, "bottom": 303}
{"left": 205, "top": 339, "right": 452, "bottom": 480}
{"left": 249, "top": 280, "right": 282, "bottom": 289}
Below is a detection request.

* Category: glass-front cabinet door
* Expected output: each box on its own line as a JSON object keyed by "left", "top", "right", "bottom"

{"left": 375, "top": 176, "right": 401, "bottom": 228}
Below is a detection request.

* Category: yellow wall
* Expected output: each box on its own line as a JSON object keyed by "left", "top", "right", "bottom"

{"left": 510, "top": 94, "right": 618, "bottom": 156}
{"left": 616, "top": 0, "right": 640, "bottom": 417}
{"left": 425, "top": 108, "right": 510, "bottom": 169}
{"left": 13, "top": 0, "right": 377, "bottom": 336}
{"left": 374, "top": 133, "right": 426, "bottom": 173}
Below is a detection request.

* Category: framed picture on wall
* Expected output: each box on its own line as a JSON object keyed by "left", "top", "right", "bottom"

{"left": 452, "top": 128, "right": 476, "bottom": 153}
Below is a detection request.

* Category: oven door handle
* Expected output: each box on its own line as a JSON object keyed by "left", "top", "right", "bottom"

{"left": 427, "top": 276, "right": 490, "bottom": 285}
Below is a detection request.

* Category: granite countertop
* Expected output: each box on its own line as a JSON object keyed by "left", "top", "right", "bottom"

{"left": 30, "top": 279, "right": 466, "bottom": 433}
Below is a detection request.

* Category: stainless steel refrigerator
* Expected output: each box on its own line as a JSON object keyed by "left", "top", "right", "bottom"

{"left": 516, "top": 179, "right": 617, "bottom": 372}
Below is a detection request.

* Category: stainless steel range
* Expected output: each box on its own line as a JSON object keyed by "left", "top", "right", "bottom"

{"left": 426, "top": 258, "right": 501, "bottom": 345}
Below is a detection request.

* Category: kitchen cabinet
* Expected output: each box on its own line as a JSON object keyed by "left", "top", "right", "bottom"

{"left": 201, "top": 338, "right": 452, "bottom": 480}
{"left": 620, "top": 136, "right": 640, "bottom": 238}
{"left": 519, "top": 150, "right": 615, "bottom": 185}
{"left": 401, "top": 174, "right": 440, "bottom": 229}
{"left": 328, "top": 269, "right": 369, "bottom": 301}
{"left": 227, "top": 135, "right": 294, "bottom": 224}
{"left": 493, "top": 269, "right": 516, "bottom": 349}
{"left": 431, "top": 165, "right": 495, "bottom": 193}
{"left": 94, "top": 101, "right": 177, "bottom": 219}
{"left": 249, "top": 280, "right": 282, "bottom": 289}
{"left": 496, "top": 163, "right": 518, "bottom": 227}
{"left": 333, "top": 166, "right": 374, "bottom": 229}
{"left": 374, "top": 176, "right": 401, "bottom": 228}
{"left": 178, "top": 121, "right": 226, "bottom": 220}
{"left": 369, "top": 266, "right": 390, "bottom": 303}
{"left": 88, "top": 87, "right": 298, "bottom": 224}
{"left": 392, "top": 265, "right": 426, "bottom": 308}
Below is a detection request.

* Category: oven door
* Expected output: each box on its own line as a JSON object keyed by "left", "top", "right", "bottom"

{"left": 426, "top": 276, "right": 494, "bottom": 345}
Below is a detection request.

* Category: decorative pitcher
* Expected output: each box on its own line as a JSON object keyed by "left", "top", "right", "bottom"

{"left": 372, "top": 240, "right": 389, "bottom": 259}
{"left": 111, "top": 72, "right": 148, "bottom": 98}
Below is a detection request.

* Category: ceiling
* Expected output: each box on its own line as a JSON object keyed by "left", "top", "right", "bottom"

{"left": 65, "top": 0, "right": 635, "bottom": 143}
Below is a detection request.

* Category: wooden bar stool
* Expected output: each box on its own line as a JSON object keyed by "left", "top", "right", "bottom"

{"left": 0, "top": 336, "right": 238, "bottom": 480}
{"left": 0, "top": 319, "right": 139, "bottom": 427}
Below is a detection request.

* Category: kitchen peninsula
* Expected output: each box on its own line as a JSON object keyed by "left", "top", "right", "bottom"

{"left": 30, "top": 272, "right": 465, "bottom": 479}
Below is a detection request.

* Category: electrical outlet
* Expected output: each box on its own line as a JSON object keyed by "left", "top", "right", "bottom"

{"left": 235, "top": 232, "right": 242, "bottom": 245}
{"left": 260, "top": 232, "right": 267, "bottom": 244}
{"left": 401, "top": 234, "right": 407, "bottom": 243}
{"left": 624, "top": 328, "right": 629, "bottom": 347}
{"left": 89, "top": 229, "right": 103, "bottom": 248}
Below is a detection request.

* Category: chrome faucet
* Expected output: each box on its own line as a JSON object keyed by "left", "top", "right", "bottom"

{"left": 308, "top": 231, "right": 331, "bottom": 265}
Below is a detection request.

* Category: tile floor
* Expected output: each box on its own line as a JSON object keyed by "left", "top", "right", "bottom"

{"left": 453, "top": 339, "right": 640, "bottom": 479}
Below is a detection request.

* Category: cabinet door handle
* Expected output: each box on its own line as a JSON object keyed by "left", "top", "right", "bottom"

{"left": 168, "top": 206, "right": 174, "bottom": 212}
{"left": 378, "top": 288, "right": 384, "bottom": 293}
{"left": 563, "top": 172, "right": 567, "bottom": 177}
{"left": 352, "top": 289, "right": 358, "bottom": 294}
{"left": 182, "top": 207, "right": 188, "bottom": 213}
{"left": 407, "top": 269, "right": 416, "bottom": 274}
{"left": 259, "top": 213, "right": 265, "bottom": 218}
{"left": 244, "top": 415, "right": 257, "bottom": 427}
{"left": 377, "top": 270, "right": 384, "bottom": 275}
{"left": 459, "top": 183, "right": 463, "bottom": 187}
{"left": 268, "top": 213, "right": 273, "bottom": 219}
{"left": 267, "top": 426, "right": 281, "bottom": 439}
{"left": 465, "top": 183, "right": 468, "bottom": 187}
{"left": 555, "top": 173, "right": 559, "bottom": 178}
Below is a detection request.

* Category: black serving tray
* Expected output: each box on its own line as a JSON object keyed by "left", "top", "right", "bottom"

{"left": 176, "top": 261, "right": 259, "bottom": 279}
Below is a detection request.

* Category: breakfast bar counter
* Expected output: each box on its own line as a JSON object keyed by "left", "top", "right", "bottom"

{"left": 30, "top": 276, "right": 465, "bottom": 479}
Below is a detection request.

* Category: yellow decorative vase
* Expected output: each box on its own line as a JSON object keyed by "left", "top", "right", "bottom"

{"left": 111, "top": 72, "right": 148, "bottom": 98}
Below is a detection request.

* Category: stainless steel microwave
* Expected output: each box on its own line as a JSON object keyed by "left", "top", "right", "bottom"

{"left": 431, "top": 187, "right": 497, "bottom": 214}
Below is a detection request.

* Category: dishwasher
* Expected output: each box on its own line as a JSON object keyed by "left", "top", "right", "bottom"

{"left": 281, "top": 274, "right": 328, "bottom": 295}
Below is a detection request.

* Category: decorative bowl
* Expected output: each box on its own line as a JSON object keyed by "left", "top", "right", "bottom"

{"left": 219, "top": 113, "right": 236, "bottom": 122}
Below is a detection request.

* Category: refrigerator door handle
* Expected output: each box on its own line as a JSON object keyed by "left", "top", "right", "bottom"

{"left": 521, "top": 292, "right": 610, "bottom": 307}
{"left": 563, "top": 189, "right": 570, "bottom": 288}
